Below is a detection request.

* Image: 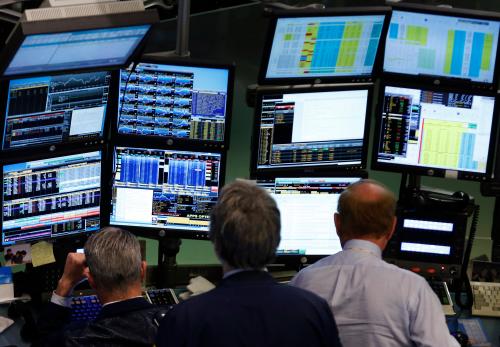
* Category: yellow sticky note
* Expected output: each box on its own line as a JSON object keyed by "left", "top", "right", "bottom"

{"left": 31, "top": 241, "right": 56, "bottom": 267}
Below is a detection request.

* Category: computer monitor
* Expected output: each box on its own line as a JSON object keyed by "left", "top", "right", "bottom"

{"left": 109, "top": 146, "right": 223, "bottom": 239}
{"left": 116, "top": 59, "right": 234, "bottom": 149}
{"left": 1, "top": 70, "right": 113, "bottom": 152}
{"left": 372, "top": 84, "right": 498, "bottom": 180}
{"left": 2, "top": 150, "right": 102, "bottom": 245}
{"left": 252, "top": 85, "right": 372, "bottom": 175}
{"left": 0, "top": 10, "right": 158, "bottom": 77}
{"left": 258, "top": 176, "right": 362, "bottom": 262}
{"left": 384, "top": 209, "right": 468, "bottom": 277}
{"left": 383, "top": 4, "right": 500, "bottom": 88}
{"left": 258, "top": 7, "right": 390, "bottom": 85}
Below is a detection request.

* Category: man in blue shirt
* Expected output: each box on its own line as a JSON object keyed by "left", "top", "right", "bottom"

{"left": 156, "top": 180, "right": 342, "bottom": 347}
{"left": 291, "top": 179, "right": 459, "bottom": 347}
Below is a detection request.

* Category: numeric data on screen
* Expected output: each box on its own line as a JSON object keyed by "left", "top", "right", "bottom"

{"left": 2, "top": 151, "right": 101, "bottom": 245}
{"left": 5, "top": 25, "right": 150, "bottom": 76}
{"left": 384, "top": 11, "right": 500, "bottom": 83}
{"left": 118, "top": 63, "right": 229, "bottom": 142}
{"left": 377, "top": 86, "right": 495, "bottom": 174}
{"left": 265, "top": 15, "right": 385, "bottom": 79}
{"left": 257, "top": 89, "right": 368, "bottom": 170}
{"left": 110, "top": 147, "right": 221, "bottom": 231}
{"left": 3, "top": 72, "right": 110, "bottom": 149}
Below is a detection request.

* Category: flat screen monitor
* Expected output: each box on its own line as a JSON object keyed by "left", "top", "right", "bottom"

{"left": 2, "top": 151, "right": 102, "bottom": 245}
{"left": 117, "top": 60, "right": 233, "bottom": 148}
{"left": 259, "top": 7, "right": 390, "bottom": 85}
{"left": 372, "top": 84, "right": 497, "bottom": 180}
{"left": 110, "top": 146, "right": 222, "bottom": 238}
{"left": 253, "top": 86, "right": 371, "bottom": 174}
{"left": 258, "top": 177, "right": 362, "bottom": 260}
{"left": 384, "top": 5, "right": 500, "bottom": 86}
{"left": 3, "top": 25, "right": 151, "bottom": 77}
{"left": 2, "top": 71, "right": 112, "bottom": 151}
{"left": 384, "top": 210, "right": 467, "bottom": 266}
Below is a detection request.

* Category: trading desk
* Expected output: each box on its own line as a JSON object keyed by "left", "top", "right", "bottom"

{"left": 0, "top": 304, "right": 30, "bottom": 347}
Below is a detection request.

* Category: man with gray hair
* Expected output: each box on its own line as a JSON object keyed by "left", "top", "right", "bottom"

{"left": 156, "top": 180, "right": 342, "bottom": 347}
{"left": 35, "top": 227, "right": 162, "bottom": 346}
{"left": 291, "top": 179, "right": 459, "bottom": 347}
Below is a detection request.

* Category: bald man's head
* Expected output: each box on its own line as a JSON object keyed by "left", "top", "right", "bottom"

{"left": 336, "top": 179, "right": 396, "bottom": 240}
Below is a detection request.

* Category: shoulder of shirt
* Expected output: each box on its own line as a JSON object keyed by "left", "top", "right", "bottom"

{"left": 296, "top": 253, "right": 428, "bottom": 284}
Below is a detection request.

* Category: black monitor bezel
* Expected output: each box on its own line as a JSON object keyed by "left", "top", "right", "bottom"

{"left": 1, "top": 145, "right": 109, "bottom": 246}
{"left": 250, "top": 83, "right": 374, "bottom": 178}
{"left": 258, "top": 6, "right": 391, "bottom": 86}
{"left": 0, "top": 69, "right": 119, "bottom": 157}
{"left": 257, "top": 172, "right": 368, "bottom": 266}
{"left": 382, "top": 3, "right": 500, "bottom": 91}
{"left": 384, "top": 209, "right": 468, "bottom": 266}
{"left": 371, "top": 79, "right": 499, "bottom": 181}
{"left": 0, "top": 10, "right": 159, "bottom": 79}
{"left": 104, "top": 142, "right": 227, "bottom": 241}
{"left": 110, "top": 56, "right": 235, "bottom": 151}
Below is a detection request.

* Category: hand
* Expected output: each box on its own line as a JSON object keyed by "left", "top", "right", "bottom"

{"left": 55, "top": 253, "right": 88, "bottom": 297}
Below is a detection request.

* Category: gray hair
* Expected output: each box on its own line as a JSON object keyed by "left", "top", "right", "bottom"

{"left": 84, "top": 227, "right": 142, "bottom": 292}
{"left": 209, "top": 180, "right": 281, "bottom": 269}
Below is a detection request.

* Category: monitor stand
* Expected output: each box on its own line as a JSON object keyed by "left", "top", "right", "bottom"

{"left": 157, "top": 236, "right": 182, "bottom": 288}
{"left": 395, "top": 173, "right": 478, "bottom": 309}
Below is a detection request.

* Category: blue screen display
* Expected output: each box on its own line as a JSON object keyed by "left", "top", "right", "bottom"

{"left": 110, "top": 147, "right": 221, "bottom": 232}
{"left": 118, "top": 62, "right": 229, "bottom": 142}
{"left": 265, "top": 15, "right": 386, "bottom": 80}
{"left": 4, "top": 25, "right": 150, "bottom": 76}
{"left": 2, "top": 151, "right": 102, "bottom": 245}
{"left": 3, "top": 71, "right": 111, "bottom": 149}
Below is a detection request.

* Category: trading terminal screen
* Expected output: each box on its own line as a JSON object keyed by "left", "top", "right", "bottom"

{"left": 375, "top": 86, "right": 495, "bottom": 176}
{"left": 384, "top": 10, "right": 500, "bottom": 83}
{"left": 4, "top": 25, "right": 151, "bottom": 76}
{"left": 110, "top": 147, "right": 221, "bottom": 232}
{"left": 2, "top": 151, "right": 101, "bottom": 245}
{"left": 258, "top": 177, "right": 361, "bottom": 256}
{"left": 400, "top": 218, "right": 454, "bottom": 256}
{"left": 256, "top": 89, "right": 369, "bottom": 171}
{"left": 264, "top": 14, "right": 386, "bottom": 80}
{"left": 118, "top": 62, "right": 230, "bottom": 142}
{"left": 389, "top": 214, "right": 466, "bottom": 265}
{"left": 3, "top": 71, "right": 111, "bottom": 150}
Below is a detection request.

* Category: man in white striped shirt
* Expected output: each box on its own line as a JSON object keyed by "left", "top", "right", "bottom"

{"left": 291, "top": 179, "right": 459, "bottom": 347}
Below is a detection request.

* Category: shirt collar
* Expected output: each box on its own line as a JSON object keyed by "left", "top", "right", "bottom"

{"left": 98, "top": 297, "right": 152, "bottom": 319}
{"left": 343, "top": 239, "right": 382, "bottom": 258}
{"left": 223, "top": 267, "right": 268, "bottom": 279}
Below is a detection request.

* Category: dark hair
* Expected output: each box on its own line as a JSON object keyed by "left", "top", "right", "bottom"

{"left": 337, "top": 179, "right": 396, "bottom": 239}
{"left": 84, "top": 227, "right": 142, "bottom": 293}
{"left": 209, "top": 180, "right": 281, "bottom": 269}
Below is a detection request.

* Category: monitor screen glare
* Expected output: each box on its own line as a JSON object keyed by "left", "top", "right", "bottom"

{"left": 376, "top": 86, "right": 495, "bottom": 175}
{"left": 2, "top": 151, "right": 101, "bottom": 245}
{"left": 259, "top": 177, "right": 361, "bottom": 256}
{"left": 265, "top": 15, "right": 385, "bottom": 80}
{"left": 256, "top": 89, "right": 369, "bottom": 170}
{"left": 384, "top": 10, "right": 500, "bottom": 83}
{"left": 4, "top": 25, "right": 151, "bottom": 76}
{"left": 118, "top": 62, "right": 230, "bottom": 142}
{"left": 110, "top": 147, "right": 221, "bottom": 232}
{"left": 3, "top": 71, "right": 111, "bottom": 149}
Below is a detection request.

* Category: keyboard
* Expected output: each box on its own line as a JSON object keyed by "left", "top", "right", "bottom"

{"left": 427, "top": 280, "right": 455, "bottom": 316}
{"left": 146, "top": 288, "right": 179, "bottom": 306}
{"left": 471, "top": 281, "right": 500, "bottom": 317}
{"left": 69, "top": 288, "right": 178, "bottom": 323}
{"left": 71, "top": 294, "right": 102, "bottom": 322}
